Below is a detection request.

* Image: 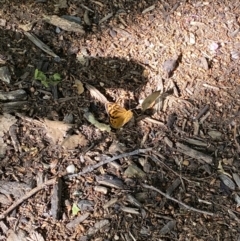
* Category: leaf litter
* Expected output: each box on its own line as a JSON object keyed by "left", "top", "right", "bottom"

{"left": 1, "top": 0, "right": 240, "bottom": 240}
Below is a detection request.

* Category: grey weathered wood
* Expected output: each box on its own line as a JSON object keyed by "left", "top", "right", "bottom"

{"left": 0, "top": 89, "right": 27, "bottom": 102}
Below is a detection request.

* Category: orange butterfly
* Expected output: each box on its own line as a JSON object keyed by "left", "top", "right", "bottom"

{"left": 105, "top": 102, "right": 133, "bottom": 129}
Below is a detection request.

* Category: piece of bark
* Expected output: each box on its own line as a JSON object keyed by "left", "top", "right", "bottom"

{"left": 0, "top": 181, "right": 31, "bottom": 199}
{"left": 66, "top": 213, "right": 90, "bottom": 229}
{"left": 87, "top": 219, "right": 110, "bottom": 236}
{"left": 0, "top": 89, "right": 27, "bottom": 102}
{"left": 1, "top": 101, "right": 29, "bottom": 113}
{"left": 0, "top": 221, "right": 8, "bottom": 234}
{"left": 43, "top": 15, "right": 85, "bottom": 33}
{"left": 0, "top": 194, "right": 11, "bottom": 205}
{"left": 96, "top": 175, "right": 124, "bottom": 189}
{"left": 176, "top": 142, "right": 212, "bottom": 163}
{"left": 51, "top": 177, "right": 63, "bottom": 219}
{"left": 0, "top": 66, "right": 11, "bottom": 83}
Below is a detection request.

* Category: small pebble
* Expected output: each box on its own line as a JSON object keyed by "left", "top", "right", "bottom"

{"left": 94, "top": 186, "right": 108, "bottom": 194}
{"left": 66, "top": 164, "right": 75, "bottom": 174}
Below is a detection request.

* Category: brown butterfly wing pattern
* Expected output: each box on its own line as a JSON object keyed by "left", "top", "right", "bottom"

{"left": 105, "top": 102, "right": 133, "bottom": 129}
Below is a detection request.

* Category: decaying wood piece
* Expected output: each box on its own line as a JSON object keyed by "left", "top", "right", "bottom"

{"left": 9, "top": 125, "right": 20, "bottom": 153}
{"left": 66, "top": 213, "right": 90, "bottom": 229}
{"left": 96, "top": 175, "right": 124, "bottom": 189}
{"left": 0, "top": 178, "right": 56, "bottom": 220}
{"left": 43, "top": 15, "right": 85, "bottom": 33}
{"left": 66, "top": 148, "right": 152, "bottom": 179}
{"left": 194, "top": 104, "right": 210, "bottom": 121}
{"left": 24, "top": 32, "right": 59, "bottom": 58}
{"left": 51, "top": 177, "right": 63, "bottom": 219}
{"left": 176, "top": 142, "right": 212, "bottom": 163}
{"left": 0, "top": 181, "right": 31, "bottom": 200}
{"left": 1, "top": 101, "right": 29, "bottom": 113}
{"left": 0, "top": 89, "right": 27, "bottom": 102}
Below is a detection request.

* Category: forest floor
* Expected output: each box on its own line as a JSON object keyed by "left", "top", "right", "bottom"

{"left": 1, "top": 0, "right": 240, "bottom": 240}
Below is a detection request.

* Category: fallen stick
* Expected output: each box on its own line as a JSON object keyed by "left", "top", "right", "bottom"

{"left": 150, "top": 154, "right": 198, "bottom": 184}
{"left": 67, "top": 148, "right": 152, "bottom": 179}
{"left": 0, "top": 178, "right": 56, "bottom": 220}
{"left": 142, "top": 184, "right": 214, "bottom": 216}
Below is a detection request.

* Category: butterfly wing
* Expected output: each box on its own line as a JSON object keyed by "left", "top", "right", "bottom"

{"left": 106, "top": 102, "right": 133, "bottom": 128}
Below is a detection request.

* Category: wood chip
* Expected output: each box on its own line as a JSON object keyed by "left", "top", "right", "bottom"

{"left": 66, "top": 213, "right": 90, "bottom": 229}
{"left": 51, "top": 178, "right": 63, "bottom": 219}
{"left": 43, "top": 15, "right": 85, "bottom": 33}
{"left": 99, "top": 13, "right": 113, "bottom": 24}
{"left": 176, "top": 142, "right": 212, "bottom": 163}
{"left": 142, "top": 5, "right": 155, "bottom": 14}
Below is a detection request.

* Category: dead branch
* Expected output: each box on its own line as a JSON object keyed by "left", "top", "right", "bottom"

{"left": 66, "top": 148, "right": 152, "bottom": 179}
{"left": 0, "top": 178, "right": 56, "bottom": 220}
{"left": 142, "top": 184, "right": 214, "bottom": 216}
{"left": 150, "top": 154, "right": 199, "bottom": 184}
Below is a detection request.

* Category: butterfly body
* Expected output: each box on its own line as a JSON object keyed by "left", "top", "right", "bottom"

{"left": 105, "top": 102, "right": 133, "bottom": 129}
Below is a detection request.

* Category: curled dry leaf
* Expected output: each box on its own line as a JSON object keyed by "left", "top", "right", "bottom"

{"left": 85, "top": 83, "right": 108, "bottom": 104}
{"left": 141, "top": 90, "right": 161, "bottom": 111}
{"left": 74, "top": 79, "right": 84, "bottom": 95}
{"left": 217, "top": 160, "right": 232, "bottom": 177}
{"left": 84, "top": 112, "right": 111, "bottom": 132}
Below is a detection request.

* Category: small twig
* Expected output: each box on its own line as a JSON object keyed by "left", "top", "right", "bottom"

{"left": 202, "top": 83, "right": 219, "bottom": 91}
{"left": 99, "top": 12, "right": 113, "bottom": 24}
{"left": 194, "top": 104, "right": 210, "bottom": 121}
{"left": 141, "top": 117, "right": 166, "bottom": 127}
{"left": 0, "top": 178, "right": 56, "bottom": 220}
{"left": 150, "top": 154, "right": 198, "bottom": 184}
{"left": 142, "top": 184, "right": 214, "bottom": 216}
{"left": 66, "top": 148, "right": 152, "bottom": 179}
{"left": 199, "top": 111, "right": 210, "bottom": 124}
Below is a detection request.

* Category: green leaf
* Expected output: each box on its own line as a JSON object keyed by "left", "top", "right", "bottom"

{"left": 52, "top": 73, "right": 61, "bottom": 81}
{"left": 34, "top": 69, "right": 47, "bottom": 82}
{"left": 34, "top": 69, "right": 39, "bottom": 79}
{"left": 41, "top": 80, "right": 49, "bottom": 88}
{"left": 72, "top": 203, "right": 80, "bottom": 216}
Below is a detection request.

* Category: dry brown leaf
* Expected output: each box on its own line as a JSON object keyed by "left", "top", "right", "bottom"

{"left": 74, "top": 79, "right": 84, "bottom": 95}
{"left": 7, "top": 229, "right": 27, "bottom": 241}
{"left": 43, "top": 118, "right": 73, "bottom": 145}
{"left": 28, "top": 231, "right": 45, "bottom": 241}
{"left": 61, "top": 134, "right": 88, "bottom": 149}
{"left": 141, "top": 90, "right": 161, "bottom": 111}
{"left": 85, "top": 83, "right": 108, "bottom": 104}
{"left": 163, "top": 58, "right": 178, "bottom": 77}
